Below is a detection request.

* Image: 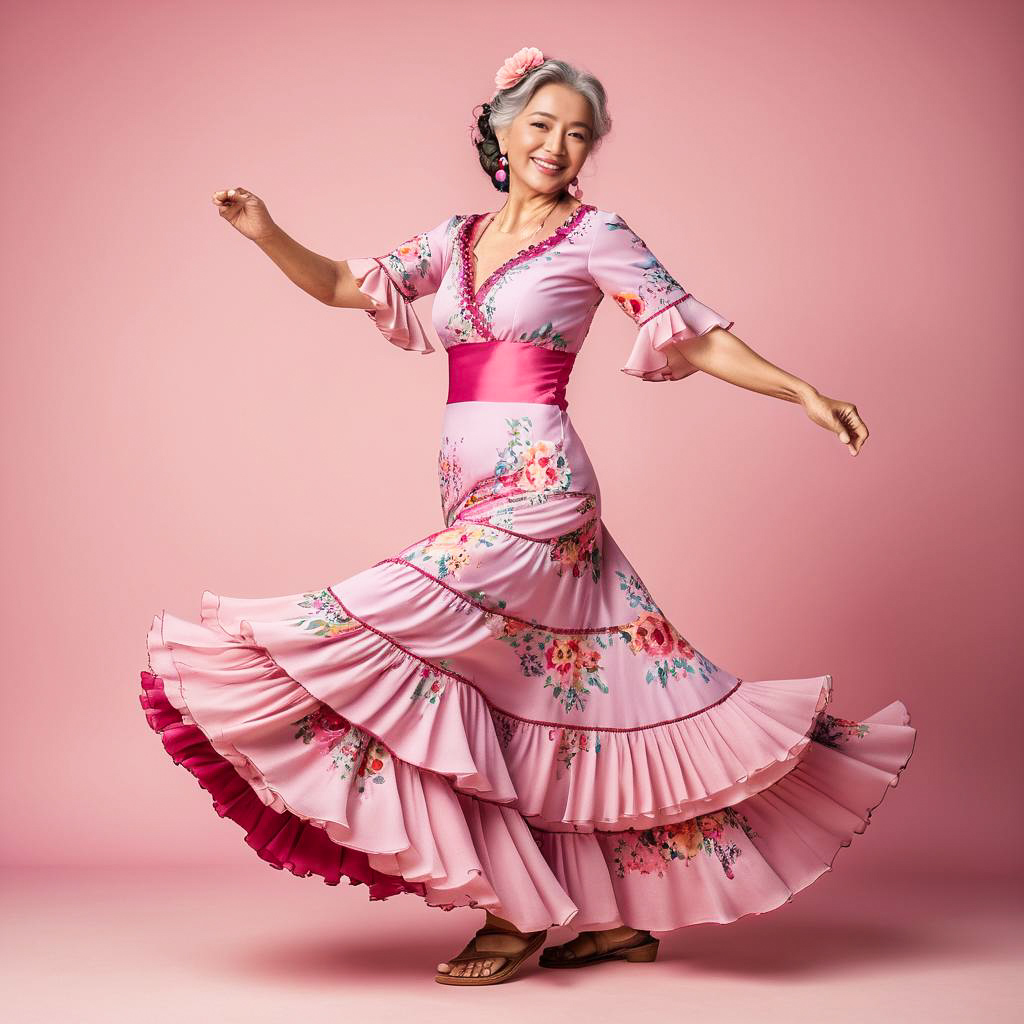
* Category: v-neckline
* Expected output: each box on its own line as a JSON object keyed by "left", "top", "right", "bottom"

{"left": 462, "top": 201, "right": 595, "bottom": 303}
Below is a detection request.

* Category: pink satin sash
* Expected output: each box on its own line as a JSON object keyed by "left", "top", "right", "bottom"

{"left": 446, "top": 340, "right": 576, "bottom": 410}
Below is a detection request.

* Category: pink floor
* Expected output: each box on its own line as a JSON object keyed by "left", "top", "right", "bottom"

{"left": 2, "top": 865, "right": 1019, "bottom": 1022}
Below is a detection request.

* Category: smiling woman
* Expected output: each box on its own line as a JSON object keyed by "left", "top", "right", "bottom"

{"left": 152, "top": 44, "right": 910, "bottom": 991}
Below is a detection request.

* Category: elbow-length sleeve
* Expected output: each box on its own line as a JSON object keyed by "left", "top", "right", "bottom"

{"left": 346, "top": 215, "right": 456, "bottom": 354}
{"left": 587, "top": 211, "right": 734, "bottom": 381}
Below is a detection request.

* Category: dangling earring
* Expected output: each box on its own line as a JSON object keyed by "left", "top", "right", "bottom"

{"left": 569, "top": 175, "right": 584, "bottom": 201}
{"left": 494, "top": 154, "right": 509, "bottom": 192}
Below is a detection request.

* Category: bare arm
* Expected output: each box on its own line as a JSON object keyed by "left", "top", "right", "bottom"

{"left": 252, "top": 224, "right": 376, "bottom": 310}
{"left": 680, "top": 327, "right": 870, "bottom": 456}
{"left": 211, "top": 187, "right": 376, "bottom": 310}
{"left": 681, "top": 327, "right": 813, "bottom": 402}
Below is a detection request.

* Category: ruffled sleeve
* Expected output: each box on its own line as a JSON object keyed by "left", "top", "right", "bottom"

{"left": 587, "top": 210, "right": 734, "bottom": 381}
{"left": 347, "top": 215, "right": 456, "bottom": 355}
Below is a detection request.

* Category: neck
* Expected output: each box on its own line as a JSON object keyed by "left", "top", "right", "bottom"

{"left": 493, "top": 189, "right": 572, "bottom": 235}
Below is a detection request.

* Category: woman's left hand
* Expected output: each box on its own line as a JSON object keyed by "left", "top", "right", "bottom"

{"left": 801, "top": 390, "right": 869, "bottom": 456}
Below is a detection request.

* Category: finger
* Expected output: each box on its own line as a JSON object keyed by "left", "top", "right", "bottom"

{"left": 845, "top": 421, "right": 867, "bottom": 455}
{"left": 835, "top": 411, "right": 855, "bottom": 452}
{"left": 847, "top": 411, "right": 868, "bottom": 454}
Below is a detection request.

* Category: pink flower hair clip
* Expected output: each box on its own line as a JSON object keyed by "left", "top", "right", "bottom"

{"left": 494, "top": 46, "right": 545, "bottom": 91}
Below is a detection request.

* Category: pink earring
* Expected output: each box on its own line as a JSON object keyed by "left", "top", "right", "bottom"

{"left": 569, "top": 176, "right": 584, "bottom": 200}
{"left": 495, "top": 154, "right": 509, "bottom": 192}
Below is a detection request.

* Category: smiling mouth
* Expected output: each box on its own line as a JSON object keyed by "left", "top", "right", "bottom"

{"left": 532, "top": 157, "right": 564, "bottom": 172}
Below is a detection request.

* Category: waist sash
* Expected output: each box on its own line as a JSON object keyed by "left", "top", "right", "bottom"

{"left": 446, "top": 340, "right": 575, "bottom": 410}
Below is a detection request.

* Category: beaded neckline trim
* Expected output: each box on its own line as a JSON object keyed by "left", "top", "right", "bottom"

{"left": 461, "top": 202, "right": 595, "bottom": 301}
{"left": 455, "top": 202, "right": 595, "bottom": 345}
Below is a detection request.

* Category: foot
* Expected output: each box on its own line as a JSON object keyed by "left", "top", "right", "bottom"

{"left": 436, "top": 913, "right": 541, "bottom": 980}
{"left": 542, "top": 925, "right": 653, "bottom": 963}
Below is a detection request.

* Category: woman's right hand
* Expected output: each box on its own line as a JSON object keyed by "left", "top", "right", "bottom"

{"left": 212, "top": 186, "right": 277, "bottom": 242}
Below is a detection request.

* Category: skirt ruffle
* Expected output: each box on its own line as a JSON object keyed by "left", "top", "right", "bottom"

{"left": 140, "top": 573, "right": 916, "bottom": 932}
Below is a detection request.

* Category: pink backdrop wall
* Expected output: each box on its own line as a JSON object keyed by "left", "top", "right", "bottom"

{"left": 1, "top": 0, "right": 1019, "bottom": 877}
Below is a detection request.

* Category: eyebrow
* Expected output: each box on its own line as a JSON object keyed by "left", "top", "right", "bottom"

{"left": 528, "top": 110, "right": 592, "bottom": 130}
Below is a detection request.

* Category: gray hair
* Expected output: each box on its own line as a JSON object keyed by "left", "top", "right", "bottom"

{"left": 472, "top": 58, "right": 611, "bottom": 187}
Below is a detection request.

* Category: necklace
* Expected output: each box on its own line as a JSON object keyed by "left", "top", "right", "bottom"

{"left": 475, "top": 194, "right": 573, "bottom": 254}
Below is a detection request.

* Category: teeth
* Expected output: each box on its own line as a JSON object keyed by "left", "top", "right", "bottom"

{"left": 534, "top": 158, "right": 561, "bottom": 170}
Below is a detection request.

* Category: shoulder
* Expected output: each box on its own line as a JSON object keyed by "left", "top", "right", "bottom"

{"left": 418, "top": 214, "right": 471, "bottom": 260}
{"left": 439, "top": 212, "right": 474, "bottom": 247}
{"left": 426, "top": 213, "right": 470, "bottom": 240}
{"left": 593, "top": 208, "right": 643, "bottom": 234}
{"left": 585, "top": 208, "right": 645, "bottom": 266}
{"left": 586, "top": 208, "right": 642, "bottom": 245}
{"left": 587, "top": 207, "right": 627, "bottom": 225}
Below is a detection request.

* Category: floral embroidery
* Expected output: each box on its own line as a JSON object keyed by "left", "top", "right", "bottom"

{"left": 485, "top": 609, "right": 717, "bottom": 711}
{"left": 410, "top": 659, "right": 452, "bottom": 705}
{"left": 467, "top": 588, "right": 508, "bottom": 615}
{"left": 615, "top": 569, "right": 659, "bottom": 612}
{"left": 491, "top": 710, "right": 517, "bottom": 747}
{"left": 621, "top": 612, "right": 720, "bottom": 687}
{"left": 549, "top": 515, "right": 602, "bottom": 582}
{"left": 456, "top": 486, "right": 497, "bottom": 517}
{"left": 380, "top": 216, "right": 456, "bottom": 299}
{"left": 810, "top": 712, "right": 871, "bottom": 749}
{"left": 491, "top": 713, "right": 601, "bottom": 773}
{"left": 553, "top": 725, "right": 602, "bottom": 776}
{"left": 292, "top": 705, "right": 389, "bottom": 793}
{"left": 608, "top": 807, "right": 759, "bottom": 880}
{"left": 485, "top": 618, "right": 609, "bottom": 713}
{"left": 487, "top": 505, "right": 518, "bottom": 530}
{"left": 602, "top": 216, "right": 685, "bottom": 323}
{"left": 517, "top": 321, "right": 571, "bottom": 350}
{"left": 401, "top": 524, "right": 501, "bottom": 580}
{"left": 294, "top": 589, "right": 363, "bottom": 638}
{"left": 438, "top": 433, "right": 466, "bottom": 525}
{"left": 446, "top": 313, "right": 478, "bottom": 345}
{"left": 490, "top": 709, "right": 603, "bottom": 773}
{"left": 493, "top": 416, "right": 572, "bottom": 495}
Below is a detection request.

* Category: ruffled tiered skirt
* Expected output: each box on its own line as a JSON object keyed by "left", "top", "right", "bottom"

{"left": 139, "top": 402, "right": 916, "bottom": 933}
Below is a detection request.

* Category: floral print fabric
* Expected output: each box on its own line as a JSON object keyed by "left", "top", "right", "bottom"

{"left": 139, "top": 202, "right": 916, "bottom": 936}
{"left": 356, "top": 205, "right": 733, "bottom": 381}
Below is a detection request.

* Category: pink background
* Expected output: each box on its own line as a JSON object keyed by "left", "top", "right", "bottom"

{"left": 1, "top": 1, "right": 1020, "bottom": 1003}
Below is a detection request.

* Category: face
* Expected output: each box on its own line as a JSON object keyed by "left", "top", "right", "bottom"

{"left": 496, "top": 82, "right": 594, "bottom": 199}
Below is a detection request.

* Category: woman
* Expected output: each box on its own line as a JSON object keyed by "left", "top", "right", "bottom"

{"left": 140, "top": 47, "right": 916, "bottom": 987}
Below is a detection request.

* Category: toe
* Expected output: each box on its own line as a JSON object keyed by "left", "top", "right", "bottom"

{"left": 436, "top": 962, "right": 451, "bottom": 973}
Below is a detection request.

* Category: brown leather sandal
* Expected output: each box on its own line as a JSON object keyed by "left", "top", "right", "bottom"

{"left": 539, "top": 928, "right": 659, "bottom": 969}
{"left": 434, "top": 926, "right": 548, "bottom": 986}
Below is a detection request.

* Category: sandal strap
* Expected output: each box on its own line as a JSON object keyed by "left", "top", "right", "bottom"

{"left": 448, "top": 928, "right": 545, "bottom": 963}
{"left": 551, "top": 928, "right": 651, "bottom": 960}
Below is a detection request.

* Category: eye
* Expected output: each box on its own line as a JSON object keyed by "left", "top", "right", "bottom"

{"left": 531, "top": 120, "right": 587, "bottom": 141}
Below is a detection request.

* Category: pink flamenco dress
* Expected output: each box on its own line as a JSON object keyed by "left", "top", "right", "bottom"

{"left": 140, "top": 204, "right": 917, "bottom": 932}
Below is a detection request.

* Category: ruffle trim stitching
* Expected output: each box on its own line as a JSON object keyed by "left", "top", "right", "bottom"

{"left": 364, "top": 555, "right": 714, "bottom": 644}
{"left": 325, "top": 577, "right": 746, "bottom": 733}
